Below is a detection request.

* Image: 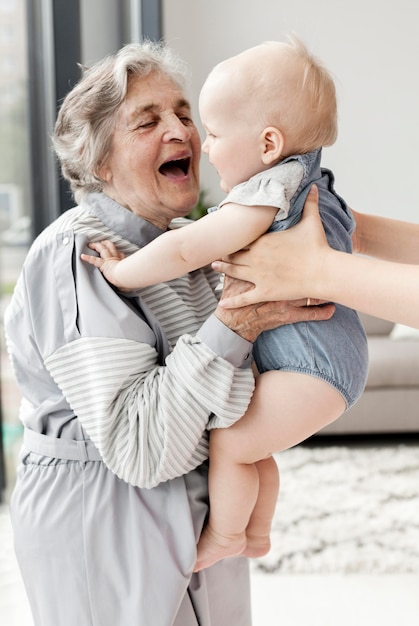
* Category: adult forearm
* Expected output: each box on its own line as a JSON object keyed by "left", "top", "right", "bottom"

{"left": 45, "top": 333, "right": 255, "bottom": 488}
{"left": 317, "top": 249, "right": 419, "bottom": 328}
{"left": 354, "top": 211, "right": 419, "bottom": 264}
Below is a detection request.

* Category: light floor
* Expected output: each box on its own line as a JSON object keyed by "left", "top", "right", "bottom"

{"left": 251, "top": 571, "right": 419, "bottom": 625}
{"left": 1, "top": 503, "right": 418, "bottom": 626}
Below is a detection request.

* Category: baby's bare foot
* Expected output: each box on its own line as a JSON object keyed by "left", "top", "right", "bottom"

{"left": 242, "top": 534, "right": 271, "bottom": 559}
{"left": 194, "top": 525, "right": 246, "bottom": 572}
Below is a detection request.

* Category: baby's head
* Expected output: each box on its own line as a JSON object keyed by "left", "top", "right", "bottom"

{"left": 200, "top": 36, "right": 337, "bottom": 168}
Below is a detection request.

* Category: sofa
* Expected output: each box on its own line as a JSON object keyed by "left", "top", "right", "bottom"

{"left": 319, "top": 313, "right": 419, "bottom": 435}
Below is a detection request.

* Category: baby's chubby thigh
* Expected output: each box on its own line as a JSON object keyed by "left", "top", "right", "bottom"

{"left": 213, "top": 367, "right": 345, "bottom": 467}
{"left": 213, "top": 307, "right": 368, "bottom": 465}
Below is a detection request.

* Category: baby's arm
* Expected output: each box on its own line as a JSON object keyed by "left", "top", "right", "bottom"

{"left": 81, "top": 241, "right": 127, "bottom": 289}
{"left": 82, "top": 203, "right": 277, "bottom": 290}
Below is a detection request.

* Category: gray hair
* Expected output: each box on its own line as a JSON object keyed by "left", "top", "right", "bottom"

{"left": 53, "top": 40, "right": 189, "bottom": 204}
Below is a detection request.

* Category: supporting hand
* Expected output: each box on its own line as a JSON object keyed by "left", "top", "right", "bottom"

{"left": 215, "top": 273, "right": 335, "bottom": 343}
{"left": 212, "top": 185, "right": 331, "bottom": 309}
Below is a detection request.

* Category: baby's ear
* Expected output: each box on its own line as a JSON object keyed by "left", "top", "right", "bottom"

{"left": 261, "top": 127, "right": 284, "bottom": 165}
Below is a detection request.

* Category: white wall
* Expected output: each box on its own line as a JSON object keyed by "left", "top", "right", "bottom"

{"left": 163, "top": 0, "right": 419, "bottom": 223}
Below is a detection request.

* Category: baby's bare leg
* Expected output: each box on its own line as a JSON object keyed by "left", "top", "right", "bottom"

{"left": 194, "top": 371, "right": 346, "bottom": 572}
{"left": 194, "top": 438, "right": 259, "bottom": 572}
{"left": 243, "top": 456, "right": 280, "bottom": 558}
{"left": 194, "top": 456, "right": 279, "bottom": 571}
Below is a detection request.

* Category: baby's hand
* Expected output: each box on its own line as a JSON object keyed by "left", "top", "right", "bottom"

{"left": 81, "top": 240, "right": 126, "bottom": 288}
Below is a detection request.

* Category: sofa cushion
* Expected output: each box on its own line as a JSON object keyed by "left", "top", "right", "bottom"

{"left": 366, "top": 337, "right": 419, "bottom": 388}
{"left": 359, "top": 312, "right": 394, "bottom": 336}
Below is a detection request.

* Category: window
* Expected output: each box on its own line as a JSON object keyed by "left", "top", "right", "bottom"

{"left": 0, "top": 0, "right": 30, "bottom": 499}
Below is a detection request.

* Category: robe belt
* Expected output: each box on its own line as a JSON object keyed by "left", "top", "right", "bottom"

{"left": 23, "top": 428, "right": 102, "bottom": 462}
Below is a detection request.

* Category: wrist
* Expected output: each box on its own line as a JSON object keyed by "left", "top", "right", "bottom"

{"left": 308, "top": 247, "right": 338, "bottom": 301}
{"left": 214, "top": 308, "right": 257, "bottom": 343}
{"left": 197, "top": 314, "right": 253, "bottom": 367}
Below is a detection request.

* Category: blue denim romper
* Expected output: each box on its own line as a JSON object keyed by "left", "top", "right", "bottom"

{"left": 220, "top": 148, "right": 368, "bottom": 408}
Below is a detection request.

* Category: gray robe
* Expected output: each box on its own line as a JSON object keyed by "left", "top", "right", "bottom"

{"left": 4, "top": 192, "right": 254, "bottom": 625}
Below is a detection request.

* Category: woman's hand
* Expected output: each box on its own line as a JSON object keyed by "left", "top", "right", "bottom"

{"left": 215, "top": 273, "right": 335, "bottom": 343}
{"left": 213, "top": 185, "right": 332, "bottom": 309}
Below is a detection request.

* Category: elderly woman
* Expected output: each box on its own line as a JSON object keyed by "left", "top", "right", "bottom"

{"left": 4, "top": 42, "right": 333, "bottom": 626}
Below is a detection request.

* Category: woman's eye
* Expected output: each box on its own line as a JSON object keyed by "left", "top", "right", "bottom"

{"left": 138, "top": 121, "right": 156, "bottom": 129}
{"left": 179, "top": 116, "right": 193, "bottom": 125}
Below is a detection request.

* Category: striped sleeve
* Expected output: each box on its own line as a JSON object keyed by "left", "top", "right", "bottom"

{"left": 45, "top": 334, "right": 255, "bottom": 489}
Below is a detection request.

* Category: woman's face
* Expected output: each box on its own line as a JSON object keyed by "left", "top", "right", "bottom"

{"left": 100, "top": 72, "right": 201, "bottom": 229}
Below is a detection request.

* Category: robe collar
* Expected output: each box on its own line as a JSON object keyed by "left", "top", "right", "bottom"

{"left": 84, "top": 192, "right": 165, "bottom": 247}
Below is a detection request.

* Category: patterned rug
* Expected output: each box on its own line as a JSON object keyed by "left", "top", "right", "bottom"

{"left": 251, "top": 439, "right": 419, "bottom": 574}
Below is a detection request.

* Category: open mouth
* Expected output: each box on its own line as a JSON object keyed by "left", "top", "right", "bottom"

{"left": 159, "top": 157, "right": 190, "bottom": 179}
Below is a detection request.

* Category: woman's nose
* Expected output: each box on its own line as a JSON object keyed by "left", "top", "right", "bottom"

{"left": 163, "top": 115, "right": 191, "bottom": 142}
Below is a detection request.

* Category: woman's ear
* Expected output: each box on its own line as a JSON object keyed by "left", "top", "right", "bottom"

{"left": 260, "top": 127, "right": 285, "bottom": 165}
{"left": 97, "top": 160, "right": 112, "bottom": 183}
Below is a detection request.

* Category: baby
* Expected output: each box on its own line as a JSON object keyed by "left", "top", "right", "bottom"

{"left": 82, "top": 36, "right": 368, "bottom": 571}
